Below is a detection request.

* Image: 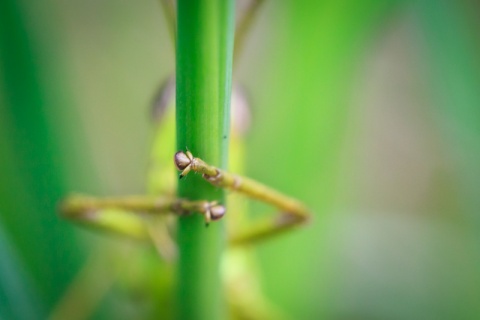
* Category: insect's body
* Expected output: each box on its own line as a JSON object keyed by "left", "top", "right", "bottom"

{"left": 56, "top": 2, "right": 311, "bottom": 318}
{"left": 152, "top": 83, "right": 283, "bottom": 317}
{"left": 57, "top": 79, "right": 309, "bottom": 318}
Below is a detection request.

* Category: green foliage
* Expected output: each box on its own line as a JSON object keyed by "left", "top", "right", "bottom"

{"left": 0, "top": 0, "right": 86, "bottom": 316}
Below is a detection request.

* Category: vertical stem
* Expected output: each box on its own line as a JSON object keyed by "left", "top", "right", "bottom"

{"left": 176, "top": 1, "right": 234, "bottom": 319}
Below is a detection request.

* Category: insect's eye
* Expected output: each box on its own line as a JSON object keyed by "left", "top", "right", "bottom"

{"left": 210, "top": 204, "right": 226, "bottom": 221}
{"left": 174, "top": 151, "right": 191, "bottom": 170}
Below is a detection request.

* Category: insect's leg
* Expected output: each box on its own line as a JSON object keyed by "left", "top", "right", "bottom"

{"left": 49, "top": 247, "right": 123, "bottom": 320}
{"left": 60, "top": 194, "right": 176, "bottom": 241}
{"left": 50, "top": 235, "right": 175, "bottom": 319}
{"left": 60, "top": 194, "right": 226, "bottom": 237}
{"left": 225, "top": 175, "right": 310, "bottom": 246}
{"left": 174, "top": 151, "right": 311, "bottom": 246}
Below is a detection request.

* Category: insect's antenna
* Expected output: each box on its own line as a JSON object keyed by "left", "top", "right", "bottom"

{"left": 234, "top": 0, "right": 266, "bottom": 65}
{"left": 158, "top": 0, "right": 176, "bottom": 49}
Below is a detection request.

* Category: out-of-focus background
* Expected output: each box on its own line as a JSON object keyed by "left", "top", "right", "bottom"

{"left": 1, "top": 0, "right": 480, "bottom": 319}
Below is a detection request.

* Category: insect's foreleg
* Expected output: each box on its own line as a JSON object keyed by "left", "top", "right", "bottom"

{"left": 224, "top": 175, "right": 310, "bottom": 246}
{"left": 60, "top": 194, "right": 226, "bottom": 237}
{"left": 60, "top": 195, "right": 174, "bottom": 240}
{"left": 174, "top": 151, "right": 311, "bottom": 245}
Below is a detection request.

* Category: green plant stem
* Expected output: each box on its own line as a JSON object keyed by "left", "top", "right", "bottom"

{"left": 176, "top": 1, "right": 234, "bottom": 319}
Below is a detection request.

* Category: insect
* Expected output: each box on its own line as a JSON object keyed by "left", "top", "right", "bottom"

{"left": 54, "top": 1, "right": 311, "bottom": 318}
{"left": 61, "top": 149, "right": 310, "bottom": 244}
{"left": 56, "top": 84, "right": 311, "bottom": 318}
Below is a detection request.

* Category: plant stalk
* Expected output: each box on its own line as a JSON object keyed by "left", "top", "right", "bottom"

{"left": 176, "top": 0, "right": 234, "bottom": 319}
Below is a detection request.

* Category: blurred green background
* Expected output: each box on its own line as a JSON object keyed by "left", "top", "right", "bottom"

{"left": 1, "top": 0, "right": 480, "bottom": 319}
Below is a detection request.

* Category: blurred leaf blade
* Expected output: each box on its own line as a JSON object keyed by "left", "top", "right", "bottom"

{"left": 243, "top": 0, "right": 402, "bottom": 317}
{"left": 416, "top": 0, "right": 480, "bottom": 221}
{"left": 0, "top": 0, "right": 87, "bottom": 314}
{"left": 0, "top": 224, "right": 43, "bottom": 320}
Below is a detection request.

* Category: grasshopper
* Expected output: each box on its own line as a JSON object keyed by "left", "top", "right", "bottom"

{"left": 55, "top": 1, "right": 311, "bottom": 318}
